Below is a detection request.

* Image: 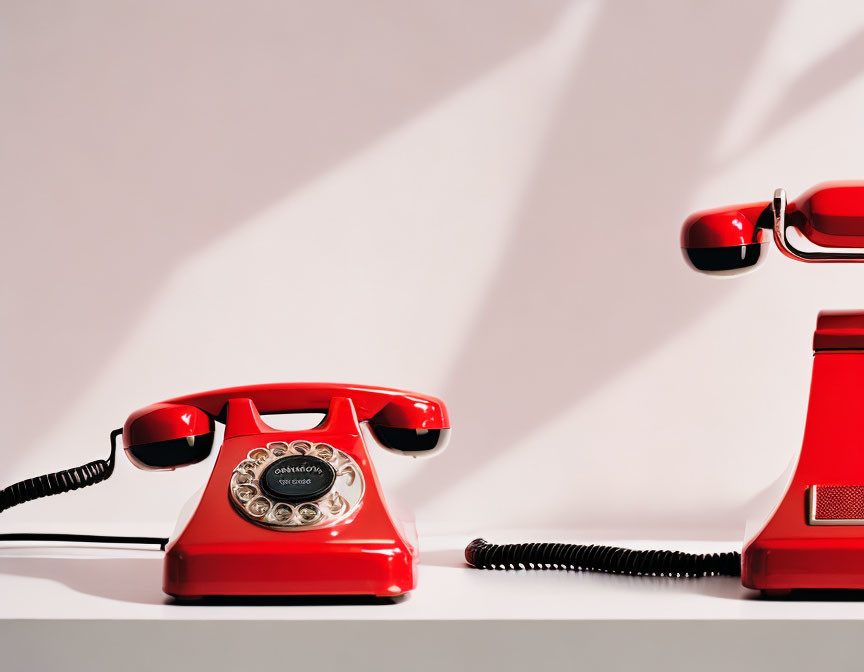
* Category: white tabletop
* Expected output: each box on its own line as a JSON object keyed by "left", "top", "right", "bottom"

{"left": 5, "top": 534, "right": 864, "bottom": 671}
{"left": 1, "top": 533, "right": 863, "bottom": 621}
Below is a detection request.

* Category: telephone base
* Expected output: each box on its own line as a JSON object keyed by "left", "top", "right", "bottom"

{"left": 761, "top": 589, "right": 792, "bottom": 598}
{"left": 743, "top": 537, "right": 864, "bottom": 592}
{"left": 163, "top": 538, "right": 417, "bottom": 598}
{"left": 157, "top": 395, "right": 424, "bottom": 598}
{"left": 741, "top": 312, "right": 864, "bottom": 594}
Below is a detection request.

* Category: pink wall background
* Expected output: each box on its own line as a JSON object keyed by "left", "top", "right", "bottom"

{"left": 3, "top": 0, "right": 864, "bottom": 541}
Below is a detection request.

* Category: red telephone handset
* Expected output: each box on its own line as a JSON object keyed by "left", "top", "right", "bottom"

{"left": 0, "top": 383, "right": 450, "bottom": 598}
{"left": 124, "top": 383, "right": 450, "bottom": 469}
{"left": 681, "top": 181, "right": 864, "bottom": 274}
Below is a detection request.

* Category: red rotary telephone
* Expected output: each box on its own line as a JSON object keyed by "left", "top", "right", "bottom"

{"left": 0, "top": 383, "right": 450, "bottom": 598}
{"left": 682, "top": 181, "right": 864, "bottom": 594}
{"left": 467, "top": 182, "right": 864, "bottom": 596}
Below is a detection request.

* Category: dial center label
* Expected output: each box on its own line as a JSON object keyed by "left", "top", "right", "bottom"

{"left": 260, "top": 455, "right": 336, "bottom": 503}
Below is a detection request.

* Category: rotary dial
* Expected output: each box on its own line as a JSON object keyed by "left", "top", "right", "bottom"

{"left": 229, "top": 440, "right": 364, "bottom": 530}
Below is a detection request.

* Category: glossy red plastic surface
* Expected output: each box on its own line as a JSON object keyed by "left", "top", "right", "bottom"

{"left": 743, "top": 311, "right": 864, "bottom": 591}
{"left": 124, "top": 403, "right": 212, "bottom": 447}
{"left": 787, "top": 181, "right": 864, "bottom": 248}
{"left": 124, "top": 383, "right": 449, "bottom": 449}
{"left": 681, "top": 182, "right": 864, "bottom": 257}
{"left": 164, "top": 396, "right": 418, "bottom": 597}
{"left": 167, "top": 383, "right": 447, "bottom": 429}
{"left": 120, "top": 383, "right": 449, "bottom": 597}
{"left": 812, "top": 310, "right": 864, "bottom": 350}
{"left": 680, "top": 202, "right": 770, "bottom": 249}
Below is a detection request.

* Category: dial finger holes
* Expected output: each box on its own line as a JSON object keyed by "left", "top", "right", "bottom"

{"left": 328, "top": 493, "right": 348, "bottom": 515}
{"left": 230, "top": 441, "right": 363, "bottom": 530}
{"left": 338, "top": 466, "right": 356, "bottom": 486}
{"left": 297, "top": 503, "right": 322, "bottom": 524}
{"left": 268, "top": 442, "right": 289, "bottom": 457}
{"left": 248, "top": 448, "right": 270, "bottom": 464}
{"left": 231, "top": 471, "right": 253, "bottom": 485}
{"left": 237, "top": 460, "right": 258, "bottom": 473}
{"left": 269, "top": 503, "right": 294, "bottom": 524}
{"left": 247, "top": 496, "right": 272, "bottom": 517}
{"left": 235, "top": 485, "right": 257, "bottom": 502}
{"left": 312, "top": 443, "right": 335, "bottom": 461}
{"left": 290, "top": 441, "right": 312, "bottom": 455}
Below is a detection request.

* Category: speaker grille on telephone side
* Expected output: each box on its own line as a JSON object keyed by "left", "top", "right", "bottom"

{"left": 810, "top": 485, "right": 864, "bottom": 524}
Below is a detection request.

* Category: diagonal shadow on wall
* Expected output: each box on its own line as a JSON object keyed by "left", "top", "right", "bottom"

{"left": 395, "top": 0, "right": 799, "bottom": 518}
{"left": 0, "top": 0, "right": 572, "bottom": 459}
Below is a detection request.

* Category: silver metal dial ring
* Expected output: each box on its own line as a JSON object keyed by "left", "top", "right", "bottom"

{"left": 228, "top": 440, "right": 364, "bottom": 530}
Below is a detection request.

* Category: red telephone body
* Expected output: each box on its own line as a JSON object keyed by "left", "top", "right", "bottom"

{"left": 743, "top": 313, "right": 864, "bottom": 593}
{"left": 123, "top": 384, "right": 449, "bottom": 598}
{"left": 682, "top": 181, "right": 864, "bottom": 594}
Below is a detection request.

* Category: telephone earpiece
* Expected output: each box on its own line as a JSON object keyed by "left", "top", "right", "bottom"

{"left": 363, "top": 393, "right": 450, "bottom": 456}
{"left": 680, "top": 203, "right": 773, "bottom": 275}
{"left": 123, "top": 403, "right": 215, "bottom": 470}
{"left": 368, "top": 425, "right": 450, "bottom": 457}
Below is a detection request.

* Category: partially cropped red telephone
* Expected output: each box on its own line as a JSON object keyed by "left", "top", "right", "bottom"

{"left": 468, "top": 182, "right": 864, "bottom": 596}
{"left": 0, "top": 383, "right": 450, "bottom": 598}
{"left": 680, "top": 181, "right": 864, "bottom": 594}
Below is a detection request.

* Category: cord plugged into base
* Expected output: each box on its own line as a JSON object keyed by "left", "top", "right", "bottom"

{"left": 465, "top": 538, "right": 741, "bottom": 578}
{"left": 0, "top": 533, "right": 168, "bottom": 550}
{"left": 0, "top": 429, "right": 168, "bottom": 551}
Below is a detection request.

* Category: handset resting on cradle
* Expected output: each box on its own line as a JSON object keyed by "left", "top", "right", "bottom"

{"left": 0, "top": 383, "right": 450, "bottom": 598}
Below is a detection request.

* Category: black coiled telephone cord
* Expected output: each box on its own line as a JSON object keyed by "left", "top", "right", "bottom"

{"left": 0, "top": 429, "right": 168, "bottom": 549}
{"left": 465, "top": 538, "right": 741, "bottom": 578}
